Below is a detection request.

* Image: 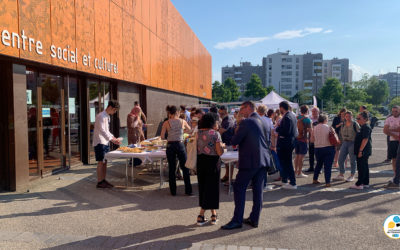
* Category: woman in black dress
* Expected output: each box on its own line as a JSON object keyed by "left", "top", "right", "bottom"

{"left": 196, "top": 113, "right": 224, "bottom": 226}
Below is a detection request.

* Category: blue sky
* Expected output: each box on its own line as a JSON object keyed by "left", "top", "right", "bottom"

{"left": 171, "top": 0, "right": 400, "bottom": 82}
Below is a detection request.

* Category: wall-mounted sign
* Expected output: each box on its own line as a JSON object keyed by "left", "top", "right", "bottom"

{"left": 42, "top": 108, "right": 50, "bottom": 118}
{"left": 90, "top": 108, "right": 96, "bottom": 123}
{"left": 1, "top": 29, "right": 118, "bottom": 74}
{"left": 69, "top": 98, "right": 76, "bottom": 114}
{"left": 26, "top": 90, "right": 32, "bottom": 104}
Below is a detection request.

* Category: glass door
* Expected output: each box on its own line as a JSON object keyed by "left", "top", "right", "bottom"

{"left": 39, "top": 73, "right": 66, "bottom": 174}
{"left": 27, "top": 69, "right": 39, "bottom": 178}
{"left": 66, "top": 76, "right": 81, "bottom": 166}
{"left": 88, "top": 80, "right": 110, "bottom": 163}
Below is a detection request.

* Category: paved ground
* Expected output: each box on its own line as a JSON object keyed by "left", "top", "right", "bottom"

{"left": 1, "top": 127, "right": 400, "bottom": 250}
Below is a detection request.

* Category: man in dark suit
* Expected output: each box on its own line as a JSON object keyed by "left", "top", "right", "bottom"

{"left": 273, "top": 101, "right": 298, "bottom": 189}
{"left": 221, "top": 101, "right": 271, "bottom": 230}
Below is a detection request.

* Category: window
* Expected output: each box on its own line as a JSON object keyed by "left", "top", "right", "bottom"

{"left": 296, "top": 78, "right": 299, "bottom": 83}
{"left": 282, "top": 58, "right": 292, "bottom": 63}
{"left": 268, "top": 72, "right": 272, "bottom": 77}
{"left": 281, "top": 71, "right": 292, "bottom": 76}
{"left": 282, "top": 91, "right": 292, "bottom": 96}
{"left": 281, "top": 78, "right": 292, "bottom": 83}
{"left": 269, "top": 58, "right": 272, "bottom": 63}
{"left": 269, "top": 78, "right": 272, "bottom": 83}
{"left": 296, "top": 71, "right": 299, "bottom": 76}
{"left": 282, "top": 64, "right": 292, "bottom": 70}
{"left": 296, "top": 65, "right": 299, "bottom": 70}
{"left": 296, "top": 58, "right": 299, "bottom": 63}
{"left": 281, "top": 84, "right": 292, "bottom": 90}
{"left": 268, "top": 66, "right": 272, "bottom": 70}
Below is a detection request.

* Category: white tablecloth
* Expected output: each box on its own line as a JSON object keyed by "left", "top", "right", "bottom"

{"left": 105, "top": 150, "right": 166, "bottom": 163}
{"left": 106, "top": 149, "right": 238, "bottom": 163}
{"left": 220, "top": 151, "right": 238, "bottom": 163}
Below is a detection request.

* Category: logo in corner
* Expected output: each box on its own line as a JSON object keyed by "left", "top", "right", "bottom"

{"left": 383, "top": 215, "right": 400, "bottom": 239}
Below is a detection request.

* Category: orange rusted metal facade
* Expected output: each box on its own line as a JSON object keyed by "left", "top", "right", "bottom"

{"left": 0, "top": 0, "right": 211, "bottom": 99}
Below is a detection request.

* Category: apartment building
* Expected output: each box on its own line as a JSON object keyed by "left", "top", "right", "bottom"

{"left": 378, "top": 72, "right": 400, "bottom": 97}
{"left": 221, "top": 62, "right": 264, "bottom": 92}
{"left": 322, "top": 58, "right": 350, "bottom": 84}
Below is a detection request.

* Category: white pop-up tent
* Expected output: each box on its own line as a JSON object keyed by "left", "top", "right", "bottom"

{"left": 259, "top": 90, "right": 299, "bottom": 110}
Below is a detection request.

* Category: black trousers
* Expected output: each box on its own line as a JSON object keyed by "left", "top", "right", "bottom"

{"left": 166, "top": 142, "right": 192, "bottom": 195}
{"left": 309, "top": 143, "right": 315, "bottom": 169}
{"left": 197, "top": 154, "right": 220, "bottom": 210}
{"left": 356, "top": 154, "right": 370, "bottom": 186}
{"left": 278, "top": 144, "right": 296, "bottom": 186}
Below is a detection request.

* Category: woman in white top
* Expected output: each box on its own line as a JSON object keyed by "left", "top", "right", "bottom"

{"left": 161, "top": 105, "right": 192, "bottom": 196}
{"left": 310, "top": 114, "right": 336, "bottom": 187}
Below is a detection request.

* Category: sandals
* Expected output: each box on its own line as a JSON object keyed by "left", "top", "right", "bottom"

{"left": 211, "top": 214, "right": 218, "bottom": 225}
{"left": 197, "top": 214, "right": 218, "bottom": 226}
{"left": 197, "top": 215, "right": 208, "bottom": 226}
{"left": 221, "top": 176, "right": 229, "bottom": 182}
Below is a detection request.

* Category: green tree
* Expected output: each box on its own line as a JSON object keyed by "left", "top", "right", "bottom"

{"left": 319, "top": 78, "right": 344, "bottom": 104}
{"left": 212, "top": 81, "right": 231, "bottom": 102}
{"left": 344, "top": 83, "right": 369, "bottom": 102}
{"left": 223, "top": 77, "right": 241, "bottom": 101}
{"left": 266, "top": 85, "right": 275, "bottom": 93}
{"left": 365, "top": 77, "right": 389, "bottom": 106}
{"left": 244, "top": 74, "right": 268, "bottom": 100}
{"left": 291, "top": 90, "right": 312, "bottom": 105}
{"left": 353, "top": 73, "right": 370, "bottom": 89}
{"left": 389, "top": 97, "right": 400, "bottom": 110}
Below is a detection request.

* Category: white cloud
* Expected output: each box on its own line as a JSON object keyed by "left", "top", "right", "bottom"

{"left": 214, "top": 27, "right": 330, "bottom": 49}
{"left": 273, "top": 27, "right": 324, "bottom": 39}
{"left": 214, "top": 37, "right": 270, "bottom": 50}
{"left": 350, "top": 64, "right": 370, "bottom": 81}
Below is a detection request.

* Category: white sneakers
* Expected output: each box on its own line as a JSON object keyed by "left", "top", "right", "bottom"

{"left": 282, "top": 183, "right": 298, "bottom": 190}
{"left": 333, "top": 175, "right": 345, "bottom": 181}
{"left": 333, "top": 175, "right": 355, "bottom": 182}
{"left": 296, "top": 173, "right": 308, "bottom": 178}
{"left": 264, "top": 185, "right": 274, "bottom": 191}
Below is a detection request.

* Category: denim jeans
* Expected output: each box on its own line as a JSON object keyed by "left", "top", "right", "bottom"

{"left": 338, "top": 141, "right": 356, "bottom": 175}
{"left": 166, "top": 142, "right": 192, "bottom": 195}
{"left": 314, "top": 146, "right": 335, "bottom": 184}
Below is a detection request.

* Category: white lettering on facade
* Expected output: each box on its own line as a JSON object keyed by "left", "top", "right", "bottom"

{"left": 50, "top": 45, "right": 56, "bottom": 58}
{"left": 1, "top": 29, "right": 117, "bottom": 73}
{"left": 1, "top": 30, "right": 10, "bottom": 46}
{"left": 11, "top": 32, "right": 20, "bottom": 48}
{"left": 36, "top": 41, "right": 42, "bottom": 54}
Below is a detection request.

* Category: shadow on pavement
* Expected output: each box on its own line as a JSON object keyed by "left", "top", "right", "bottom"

{"left": 43, "top": 224, "right": 249, "bottom": 249}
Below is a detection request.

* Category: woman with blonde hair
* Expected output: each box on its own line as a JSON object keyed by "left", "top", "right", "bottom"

{"left": 127, "top": 106, "right": 144, "bottom": 145}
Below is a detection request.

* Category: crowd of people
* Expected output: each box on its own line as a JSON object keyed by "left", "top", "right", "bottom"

{"left": 91, "top": 98, "right": 400, "bottom": 229}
